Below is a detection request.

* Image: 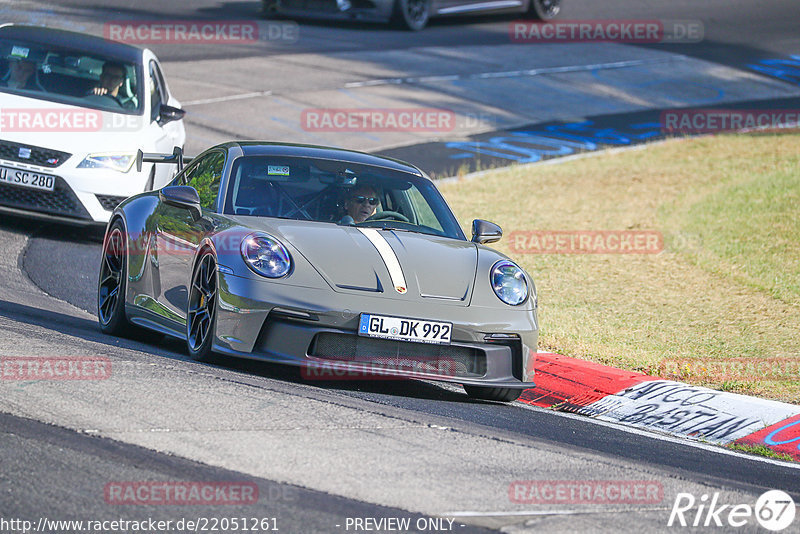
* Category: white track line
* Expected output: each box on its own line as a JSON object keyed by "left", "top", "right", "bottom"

{"left": 182, "top": 57, "right": 682, "bottom": 107}
{"left": 182, "top": 90, "right": 272, "bottom": 106}
{"left": 344, "top": 57, "right": 681, "bottom": 88}
{"left": 514, "top": 402, "right": 800, "bottom": 470}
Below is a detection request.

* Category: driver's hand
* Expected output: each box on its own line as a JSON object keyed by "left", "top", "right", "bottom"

{"left": 91, "top": 87, "right": 108, "bottom": 95}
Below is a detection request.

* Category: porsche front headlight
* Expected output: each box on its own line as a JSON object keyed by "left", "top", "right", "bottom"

{"left": 490, "top": 260, "right": 528, "bottom": 306}
{"left": 77, "top": 153, "right": 136, "bottom": 173}
{"left": 241, "top": 233, "right": 292, "bottom": 278}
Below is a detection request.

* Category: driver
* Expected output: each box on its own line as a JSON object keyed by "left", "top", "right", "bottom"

{"left": 88, "top": 61, "right": 126, "bottom": 104}
{"left": 1, "top": 58, "right": 37, "bottom": 90}
{"left": 341, "top": 184, "right": 380, "bottom": 223}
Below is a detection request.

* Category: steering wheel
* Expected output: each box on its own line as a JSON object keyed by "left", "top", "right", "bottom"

{"left": 85, "top": 93, "right": 124, "bottom": 108}
{"left": 366, "top": 210, "right": 409, "bottom": 223}
{"left": 119, "top": 95, "right": 138, "bottom": 110}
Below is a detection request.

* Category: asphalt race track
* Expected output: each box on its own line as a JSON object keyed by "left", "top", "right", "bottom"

{"left": 2, "top": 1, "right": 800, "bottom": 532}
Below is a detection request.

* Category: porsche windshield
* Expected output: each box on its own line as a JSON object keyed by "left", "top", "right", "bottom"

{"left": 223, "top": 156, "right": 466, "bottom": 240}
{"left": 0, "top": 38, "right": 142, "bottom": 113}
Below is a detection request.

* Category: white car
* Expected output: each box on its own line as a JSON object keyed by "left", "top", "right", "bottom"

{"left": 0, "top": 24, "right": 185, "bottom": 225}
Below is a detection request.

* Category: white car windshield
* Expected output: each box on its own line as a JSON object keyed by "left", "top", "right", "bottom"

{"left": 0, "top": 38, "right": 141, "bottom": 113}
{"left": 222, "top": 156, "right": 466, "bottom": 240}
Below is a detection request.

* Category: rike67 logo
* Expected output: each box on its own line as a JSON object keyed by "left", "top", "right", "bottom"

{"left": 668, "top": 490, "right": 796, "bottom": 531}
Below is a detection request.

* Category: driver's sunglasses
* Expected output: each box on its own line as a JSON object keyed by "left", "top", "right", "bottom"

{"left": 351, "top": 196, "right": 379, "bottom": 206}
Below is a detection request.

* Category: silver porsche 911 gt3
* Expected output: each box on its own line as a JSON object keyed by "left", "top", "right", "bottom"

{"left": 97, "top": 142, "right": 538, "bottom": 402}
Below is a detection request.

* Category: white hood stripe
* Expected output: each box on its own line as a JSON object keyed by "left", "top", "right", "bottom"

{"left": 358, "top": 228, "right": 407, "bottom": 293}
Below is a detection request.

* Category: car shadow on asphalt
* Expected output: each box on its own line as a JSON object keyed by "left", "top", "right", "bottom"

{"left": 216, "top": 356, "right": 476, "bottom": 404}
{"left": 0, "top": 297, "right": 476, "bottom": 404}
{"left": 0, "top": 215, "right": 105, "bottom": 243}
{"left": 0, "top": 297, "right": 186, "bottom": 355}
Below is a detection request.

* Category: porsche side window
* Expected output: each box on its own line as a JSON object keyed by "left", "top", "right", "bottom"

{"left": 170, "top": 161, "right": 197, "bottom": 187}
{"left": 407, "top": 188, "right": 444, "bottom": 232}
{"left": 186, "top": 151, "right": 225, "bottom": 212}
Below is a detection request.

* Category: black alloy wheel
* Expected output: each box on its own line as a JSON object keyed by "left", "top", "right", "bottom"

{"left": 529, "top": 0, "right": 561, "bottom": 20}
{"left": 98, "top": 222, "right": 130, "bottom": 335}
{"left": 392, "top": 0, "right": 431, "bottom": 31}
{"left": 187, "top": 251, "right": 218, "bottom": 362}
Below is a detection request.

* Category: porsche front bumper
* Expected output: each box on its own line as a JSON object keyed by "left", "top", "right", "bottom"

{"left": 213, "top": 271, "right": 538, "bottom": 388}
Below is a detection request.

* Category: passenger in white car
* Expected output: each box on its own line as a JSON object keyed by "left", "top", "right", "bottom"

{"left": 0, "top": 58, "right": 37, "bottom": 90}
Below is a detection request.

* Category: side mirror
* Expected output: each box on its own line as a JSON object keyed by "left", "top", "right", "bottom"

{"left": 158, "top": 104, "right": 186, "bottom": 126}
{"left": 471, "top": 219, "right": 502, "bottom": 244}
{"left": 160, "top": 185, "right": 201, "bottom": 220}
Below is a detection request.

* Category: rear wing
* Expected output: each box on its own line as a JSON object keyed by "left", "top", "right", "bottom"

{"left": 136, "top": 146, "right": 192, "bottom": 173}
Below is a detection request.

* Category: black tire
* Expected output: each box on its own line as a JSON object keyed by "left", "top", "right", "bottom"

{"left": 391, "top": 0, "right": 431, "bottom": 31}
{"left": 527, "top": 0, "right": 561, "bottom": 20}
{"left": 464, "top": 385, "right": 522, "bottom": 402}
{"left": 98, "top": 221, "right": 165, "bottom": 342}
{"left": 98, "top": 221, "right": 132, "bottom": 336}
{"left": 187, "top": 250, "right": 218, "bottom": 363}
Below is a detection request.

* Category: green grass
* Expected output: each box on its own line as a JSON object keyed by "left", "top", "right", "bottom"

{"left": 438, "top": 133, "right": 800, "bottom": 403}
{"left": 727, "top": 443, "right": 795, "bottom": 462}
{"left": 672, "top": 164, "right": 800, "bottom": 303}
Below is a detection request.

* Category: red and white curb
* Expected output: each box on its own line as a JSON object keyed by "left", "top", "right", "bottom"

{"left": 521, "top": 353, "right": 800, "bottom": 461}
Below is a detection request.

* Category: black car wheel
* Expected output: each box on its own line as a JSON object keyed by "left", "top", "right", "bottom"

{"left": 260, "top": 0, "right": 280, "bottom": 18}
{"left": 464, "top": 385, "right": 523, "bottom": 402}
{"left": 187, "top": 251, "right": 218, "bottom": 362}
{"left": 98, "top": 221, "right": 132, "bottom": 335}
{"left": 528, "top": 0, "right": 561, "bottom": 20}
{"left": 392, "top": 0, "right": 431, "bottom": 31}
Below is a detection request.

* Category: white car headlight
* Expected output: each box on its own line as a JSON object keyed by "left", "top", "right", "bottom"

{"left": 490, "top": 260, "right": 528, "bottom": 306}
{"left": 241, "top": 233, "right": 292, "bottom": 278}
{"left": 77, "top": 153, "right": 136, "bottom": 173}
